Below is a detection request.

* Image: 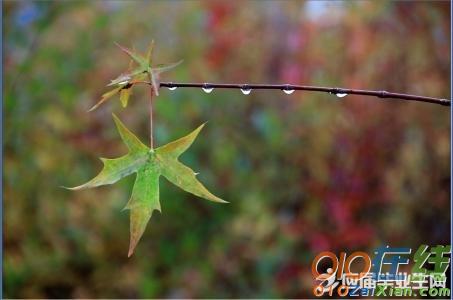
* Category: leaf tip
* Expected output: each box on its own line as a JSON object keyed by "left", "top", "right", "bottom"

{"left": 128, "top": 235, "right": 139, "bottom": 258}
{"left": 127, "top": 229, "right": 142, "bottom": 258}
{"left": 193, "top": 122, "right": 207, "bottom": 136}
{"left": 127, "top": 247, "right": 135, "bottom": 258}
{"left": 87, "top": 104, "right": 99, "bottom": 112}
{"left": 61, "top": 185, "right": 82, "bottom": 191}
{"left": 212, "top": 196, "right": 228, "bottom": 204}
{"left": 111, "top": 113, "right": 126, "bottom": 135}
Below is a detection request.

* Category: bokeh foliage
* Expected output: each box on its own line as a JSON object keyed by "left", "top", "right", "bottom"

{"left": 4, "top": 1, "right": 450, "bottom": 298}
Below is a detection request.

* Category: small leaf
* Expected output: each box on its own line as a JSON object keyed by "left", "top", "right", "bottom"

{"left": 108, "top": 69, "right": 147, "bottom": 87}
{"left": 114, "top": 42, "right": 148, "bottom": 68}
{"left": 107, "top": 74, "right": 131, "bottom": 87}
{"left": 88, "top": 86, "right": 123, "bottom": 112}
{"left": 120, "top": 88, "right": 132, "bottom": 107}
{"left": 152, "top": 60, "right": 184, "bottom": 75}
{"left": 145, "top": 40, "right": 155, "bottom": 64}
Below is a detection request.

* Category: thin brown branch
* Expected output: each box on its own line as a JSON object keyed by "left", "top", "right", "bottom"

{"left": 147, "top": 82, "right": 450, "bottom": 107}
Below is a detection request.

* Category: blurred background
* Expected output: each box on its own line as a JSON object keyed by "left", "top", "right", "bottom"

{"left": 4, "top": 1, "right": 451, "bottom": 298}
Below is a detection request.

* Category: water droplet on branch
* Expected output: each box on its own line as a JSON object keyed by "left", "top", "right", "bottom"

{"left": 168, "top": 86, "right": 177, "bottom": 91}
{"left": 336, "top": 93, "right": 348, "bottom": 98}
{"left": 283, "top": 85, "right": 295, "bottom": 95}
{"left": 202, "top": 84, "right": 214, "bottom": 93}
{"left": 241, "top": 85, "right": 252, "bottom": 95}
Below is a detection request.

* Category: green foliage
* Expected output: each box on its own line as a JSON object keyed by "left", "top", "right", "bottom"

{"left": 70, "top": 40, "right": 220, "bottom": 257}
{"left": 67, "top": 114, "right": 225, "bottom": 256}
{"left": 89, "top": 42, "right": 182, "bottom": 111}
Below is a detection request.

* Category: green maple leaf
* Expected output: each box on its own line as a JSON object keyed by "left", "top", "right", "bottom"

{"left": 89, "top": 41, "right": 182, "bottom": 111}
{"left": 66, "top": 114, "right": 226, "bottom": 256}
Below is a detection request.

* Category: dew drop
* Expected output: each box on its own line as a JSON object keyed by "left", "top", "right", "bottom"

{"left": 283, "top": 85, "right": 295, "bottom": 95}
{"left": 202, "top": 84, "right": 214, "bottom": 93}
{"left": 240, "top": 85, "right": 252, "bottom": 95}
{"left": 283, "top": 89, "right": 295, "bottom": 95}
{"left": 336, "top": 93, "right": 348, "bottom": 98}
{"left": 168, "top": 86, "right": 177, "bottom": 91}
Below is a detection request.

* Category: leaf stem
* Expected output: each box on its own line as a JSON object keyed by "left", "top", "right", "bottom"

{"left": 149, "top": 84, "right": 154, "bottom": 149}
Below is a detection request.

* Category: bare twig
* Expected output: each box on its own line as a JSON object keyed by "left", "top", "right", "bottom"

{"left": 151, "top": 82, "right": 450, "bottom": 107}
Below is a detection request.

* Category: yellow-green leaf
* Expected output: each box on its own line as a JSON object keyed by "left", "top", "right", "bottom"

{"left": 88, "top": 86, "right": 123, "bottom": 112}
{"left": 66, "top": 114, "right": 226, "bottom": 257}
{"left": 120, "top": 88, "right": 132, "bottom": 107}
